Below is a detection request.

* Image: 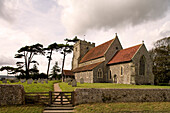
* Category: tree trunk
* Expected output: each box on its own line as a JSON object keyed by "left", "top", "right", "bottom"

{"left": 61, "top": 53, "right": 66, "bottom": 82}
{"left": 47, "top": 49, "right": 53, "bottom": 78}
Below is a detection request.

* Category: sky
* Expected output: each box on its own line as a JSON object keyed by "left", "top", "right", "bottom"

{"left": 0, "top": 0, "right": 170, "bottom": 75}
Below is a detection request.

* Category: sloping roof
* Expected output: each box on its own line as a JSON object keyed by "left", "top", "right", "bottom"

{"left": 80, "top": 39, "right": 115, "bottom": 63}
{"left": 108, "top": 44, "right": 142, "bottom": 65}
{"left": 73, "top": 62, "right": 103, "bottom": 73}
{"left": 63, "top": 70, "right": 74, "bottom": 76}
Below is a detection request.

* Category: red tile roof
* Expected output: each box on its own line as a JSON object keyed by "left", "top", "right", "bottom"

{"left": 108, "top": 44, "right": 142, "bottom": 65}
{"left": 63, "top": 70, "right": 74, "bottom": 76}
{"left": 80, "top": 39, "right": 115, "bottom": 63}
{"left": 73, "top": 62, "right": 103, "bottom": 73}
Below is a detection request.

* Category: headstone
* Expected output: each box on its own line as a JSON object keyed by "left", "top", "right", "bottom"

{"left": 80, "top": 78, "right": 84, "bottom": 84}
{"left": 66, "top": 78, "right": 72, "bottom": 83}
{"left": 52, "top": 78, "right": 55, "bottom": 81}
{"left": 38, "top": 78, "right": 41, "bottom": 83}
{"left": 72, "top": 79, "right": 77, "bottom": 87}
{"left": 45, "top": 79, "right": 48, "bottom": 84}
{"left": 41, "top": 80, "right": 44, "bottom": 84}
{"left": 21, "top": 79, "right": 26, "bottom": 83}
{"left": 34, "top": 79, "right": 37, "bottom": 84}
{"left": 68, "top": 81, "right": 71, "bottom": 85}
{"left": 15, "top": 79, "right": 19, "bottom": 83}
{"left": 2, "top": 80, "right": 7, "bottom": 83}
{"left": 27, "top": 79, "right": 33, "bottom": 84}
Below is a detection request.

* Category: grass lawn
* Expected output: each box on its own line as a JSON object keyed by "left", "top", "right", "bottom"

{"left": 59, "top": 82, "right": 170, "bottom": 92}
{"left": 0, "top": 105, "right": 43, "bottom": 113}
{"left": 0, "top": 80, "right": 60, "bottom": 92}
{"left": 75, "top": 102, "right": 170, "bottom": 113}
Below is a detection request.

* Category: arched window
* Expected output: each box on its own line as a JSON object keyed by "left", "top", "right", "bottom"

{"left": 114, "top": 74, "right": 117, "bottom": 83}
{"left": 139, "top": 56, "right": 145, "bottom": 75}
{"left": 121, "top": 67, "right": 123, "bottom": 76}
{"left": 108, "top": 70, "right": 112, "bottom": 80}
{"left": 97, "top": 68, "right": 103, "bottom": 78}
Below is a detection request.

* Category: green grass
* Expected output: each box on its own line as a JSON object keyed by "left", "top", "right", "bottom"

{"left": 75, "top": 102, "right": 170, "bottom": 113}
{"left": 0, "top": 80, "right": 60, "bottom": 92}
{"left": 0, "top": 105, "right": 43, "bottom": 113}
{"left": 59, "top": 82, "right": 170, "bottom": 92}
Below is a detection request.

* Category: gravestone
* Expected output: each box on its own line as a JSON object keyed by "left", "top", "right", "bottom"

{"left": 68, "top": 81, "right": 71, "bottom": 85}
{"left": 80, "top": 78, "right": 84, "bottom": 84}
{"left": 41, "top": 80, "right": 44, "bottom": 84}
{"left": 45, "top": 79, "right": 48, "bottom": 84}
{"left": 72, "top": 79, "right": 77, "bottom": 87}
{"left": 34, "top": 79, "right": 37, "bottom": 84}
{"left": 21, "top": 79, "right": 26, "bottom": 83}
{"left": 2, "top": 80, "right": 7, "bottom": 83}
{"left": 15, "top": 79, "right": 19, "bottom": 83}
{"left": 52, "top": 78, "right": 55, "bottom": 81}
{"left": 66, "top": 78, "right": 72, "bottom": 83}
{"left": 27, "top": 79, "right": 32, "bottom": 84}
{"left": 38, "top": 78, "right": 41, "bottom": 83}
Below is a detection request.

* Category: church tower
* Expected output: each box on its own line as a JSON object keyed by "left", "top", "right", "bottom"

{"left": 72, "top": 40, "right": 95, "bottom": 70}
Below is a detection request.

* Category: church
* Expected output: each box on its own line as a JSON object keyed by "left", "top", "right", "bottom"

{"left": 71, "top": 34, "right": 154, "bottom": 85}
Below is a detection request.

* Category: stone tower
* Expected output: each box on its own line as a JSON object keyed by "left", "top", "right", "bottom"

{"left": 72, "top": 40, "right": 95, "bottom": 70}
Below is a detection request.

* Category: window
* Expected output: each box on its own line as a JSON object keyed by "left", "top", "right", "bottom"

{"left": 108, "top": 70, "right": 112, "bottom": 80}
{"left": 113, "top": 74, "right": 117, "bottom": 83}
{"left": 75, "top": 47, "right": 77, "bottom": 51}
{"left": 116, "top": 47, "right": 118, "bottom": 50}
{"left": 121, "top": 67, "right": 123, "bottom": 76}
{"left": 139, "top": 55, "right": 145, "bottom": 75}
{"left": 97, "top": 68, "right": 103, "bottom": 78}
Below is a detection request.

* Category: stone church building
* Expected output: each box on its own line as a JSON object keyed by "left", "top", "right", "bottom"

{"left": 71, "top": 35, "right": 154, "bottom": 85}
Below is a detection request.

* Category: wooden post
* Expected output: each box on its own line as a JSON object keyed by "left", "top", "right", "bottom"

{"left": 61, "top": 92, "right": 63, "bottom": 105}
{"left": 49, "top": 91, "right": 52, "bottom": 106}
{"left": 71, "top": 91, "right": 74, "bottom": 106}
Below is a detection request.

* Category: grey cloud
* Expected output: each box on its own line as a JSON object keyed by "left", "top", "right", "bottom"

{"left": 0, "top": 56, "right": 15, "bottom": 66}
{"left": 60, "top": 0, "right": 170, "bottom": 35}
{"left": 0, "top": 0, "right": 14, "bottom": 22}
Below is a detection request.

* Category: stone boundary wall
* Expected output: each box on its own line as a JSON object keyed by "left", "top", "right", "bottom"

{"left": 0, "top": 85, "right": 25, "bottom": 105}
{"left": 74, "top": 88, "right": 170, "bottom": 105}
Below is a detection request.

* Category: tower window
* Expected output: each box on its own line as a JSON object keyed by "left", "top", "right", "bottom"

{"left": 97, "top": 68, "right": 103, "bottom": 78}
{"left": 75, "top": 47, "right": 77, "bottom": 51}
{"left": 116, "top": 47, "right": 118, "bottom": 50}
{"left": 86, "top": 47, "right": 89, "bottom": 50}
{"left": 139, "top": 55, "right": 145, "bottom": 75}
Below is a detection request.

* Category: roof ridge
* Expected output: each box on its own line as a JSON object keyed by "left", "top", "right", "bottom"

{"left": 80, "top": 38, "right": 115, "bottom": 63}
{"left": 121, "top": 44, "right": 142, "bottom": 51}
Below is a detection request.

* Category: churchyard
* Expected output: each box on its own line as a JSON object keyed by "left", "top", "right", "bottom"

{"left": 59, "top": 82, "right": 170, "bottom": 92}
{"left": 0, "top": 79, "right": 170, "bottom": 112}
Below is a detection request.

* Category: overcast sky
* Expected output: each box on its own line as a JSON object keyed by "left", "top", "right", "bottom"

{"left": 0, "top": 0, "right": 170, "bottom": 75}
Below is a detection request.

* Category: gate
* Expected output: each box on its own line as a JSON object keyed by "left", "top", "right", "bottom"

{"left": 49, "top": 91, "right": 74, "bottom": 106}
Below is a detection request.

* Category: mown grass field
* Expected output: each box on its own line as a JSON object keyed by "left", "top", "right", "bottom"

{"left": 0, "top": 80, "right": 60, "bottom": 92}
{"left": 59, "top": 82, "right": 170, "bottom": 92}
{"left": 75, "top": 102, "right": 170, "bottom": 113}
{"left": 0, "top": 105, "right": 43, "bottom": 113}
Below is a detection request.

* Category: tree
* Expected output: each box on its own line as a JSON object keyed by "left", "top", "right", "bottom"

{"left": 59, "top": 36, "right": 79, "bottom": 82}
{"left": 14, "top": 43, "right": 44, "bottom": 79}
{"left": 149, "top": 37, "right": 170, "bottom": 84}
{"left": 45, "top": 43, "right": 59, "bottom": 77}
{"left": 50, "top": 61, "right": 61, "bottom": 79}
{"left": 0, "top": 66, "right": 15, "bottom": 78}
{"left": 30, "top": 64, "right": 39, "bottom": 79}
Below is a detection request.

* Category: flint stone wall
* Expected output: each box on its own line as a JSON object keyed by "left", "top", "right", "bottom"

{"left": 74, "top": 88, "right": 170, "bottom": 105}
{"left": 0, "top": 85, "right": 25, "bottom": 105}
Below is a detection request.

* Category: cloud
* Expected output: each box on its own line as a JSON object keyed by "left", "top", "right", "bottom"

{"left": 159, "top": 21, "right": 170, "bottom": 37}
{"left": 58, "top": 0, "right": 170, "bottom": 35}
{"left": 0, "top": 55, "right": 15, "bottom": 66}
{"left": 0, "top": 0, "right": 19, "bottom": 22}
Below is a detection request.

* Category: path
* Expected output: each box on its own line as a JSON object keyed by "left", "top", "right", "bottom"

{"left": 43, "top": 83, "right": 75, "bottom": 113}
